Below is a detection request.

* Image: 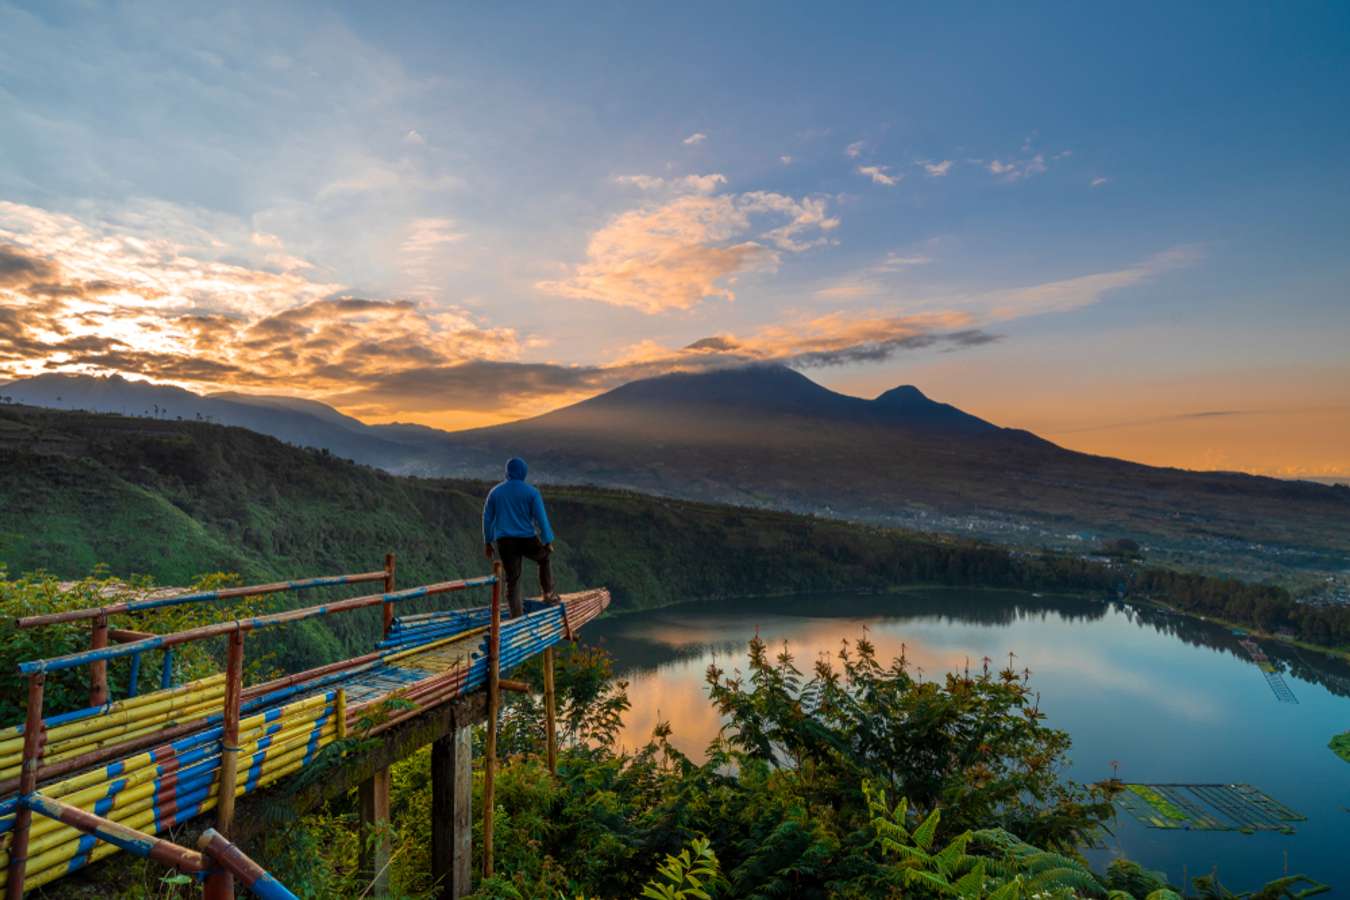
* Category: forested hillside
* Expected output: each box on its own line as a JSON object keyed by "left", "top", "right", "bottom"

{"left": 1, "top": 404, "right": 1345, "bottom": 673}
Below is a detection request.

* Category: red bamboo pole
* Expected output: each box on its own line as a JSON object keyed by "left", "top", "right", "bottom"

{"left": 24, "top": 792, "right": 208, "bottom": 873}
{"left": 205, "top": 629, "right": 244, "bottom": 899}
{"left": 89, "top": 613, "right": 109, "bottom": 708}
{"left": 382, "top": 553, "right": 397, "bottom": 639}
{"left": 16, "top": 570, "right": 389, "bottom": 628}
{"left": 198, "top": 828, "right": 295, "bottom": 899}
{"left": 5, "top": 673, "right": 46, "bottom": 900}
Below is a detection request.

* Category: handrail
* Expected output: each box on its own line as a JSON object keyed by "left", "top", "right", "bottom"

{"left": 18, "top": 576, "right": 498, "bottom": 674}
{"left": 199, "top": 828, "right": 298, "bottom": 899}
{"left": 16, "top": 570, "right": 390, "bottom": 628}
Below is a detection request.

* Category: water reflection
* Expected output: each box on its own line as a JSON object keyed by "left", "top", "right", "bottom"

{"left": 581, "top": 588, "right": 1350, "bottom": 891}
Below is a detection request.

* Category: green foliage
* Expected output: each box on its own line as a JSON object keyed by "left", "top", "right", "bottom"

{"left": 863, "top": 779, "right": 1108, "bottom": 898}
{"left": 641, "top": 837, "right": 720, "bottom": 900}
{"left": 1328, "top": 732, "right": 1350, "bottom": 765}
{"left": 1125, "top": 785, "right": 1187, "bottom": 822}
{"left": 0, "top": 568, "right": 277, "bottom": 721}
{"left": 705, "top": 632, "right": 1113, "bottom": 851}
{"left": 1188, "top": 871, "right": 1330, "bottom": 900}
{"left": 497, "top": 642, "right": 632, "bottom": 756}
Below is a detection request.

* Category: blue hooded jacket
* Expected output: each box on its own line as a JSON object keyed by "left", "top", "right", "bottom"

{"left": 482, "top": 458, "right": 555, "bottom": 545}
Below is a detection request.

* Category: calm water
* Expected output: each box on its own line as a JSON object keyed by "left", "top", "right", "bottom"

{"left": 582, "top": 589, "right": 1350, "bottom": 893}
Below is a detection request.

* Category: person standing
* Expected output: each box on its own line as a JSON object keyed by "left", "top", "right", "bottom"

{"left": 482, "top": 457, "right": 558, "bottom": 617}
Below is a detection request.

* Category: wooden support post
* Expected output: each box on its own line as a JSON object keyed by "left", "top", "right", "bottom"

{"left": 206, "top": 628, "right": 244, "bottom": 899}
{"left": 359, "top": 768, "right": 392, "bottom": 897}
{"left": 4, "top": 672, "right": 45, "bottom": 900}
{"left": 482, "top": 561, "right": 502, "bottom": 879}
{"left": 370, "top": 551, "right": 396, "bottom": 898}
{"left": 89, "top": 611, "right": 109, "bottom": 708}
{"left": 432, "top": 727, "right": 473, "bottom": 898}
{"left": 382, "top": 552, "right": 397, "bottom": 639}
{"left": 543, "top": 645, "right": 558, "bottom": 775}
{"left": 336, "top": 688, "right": 348, "bottom": 740}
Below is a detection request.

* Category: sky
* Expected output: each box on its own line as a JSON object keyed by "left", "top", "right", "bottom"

{"left": 1, "top": 1, "right": 1347, "bottom": 480}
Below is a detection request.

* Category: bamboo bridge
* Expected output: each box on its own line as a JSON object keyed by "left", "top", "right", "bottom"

{"left": 0, "top": 556, "right": 610, "bottom": 898}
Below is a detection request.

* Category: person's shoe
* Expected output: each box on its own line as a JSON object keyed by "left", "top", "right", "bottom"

{"left": 544, "top": 591, "right": 562, "bottom": 605}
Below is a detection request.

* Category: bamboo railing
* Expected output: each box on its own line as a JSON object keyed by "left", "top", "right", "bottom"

{"left": 14, "top": 558, "right": 398, "bottom": 707}
{"left": 1, "top": 555, "right": 602, "bottom": 898}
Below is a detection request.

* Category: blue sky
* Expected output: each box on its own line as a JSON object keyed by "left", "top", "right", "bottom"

{"left": 0, "top": 2, "right": 1347, "bottom": 477}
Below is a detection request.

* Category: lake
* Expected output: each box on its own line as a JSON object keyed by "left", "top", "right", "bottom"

{"left": 582, "top": 588, "right": 1350, "bottom": 893}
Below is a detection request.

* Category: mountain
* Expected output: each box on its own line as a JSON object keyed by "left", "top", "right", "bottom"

{"left": 0, "top": 373, "right": 429, "bottom": 470}
{"left": 433, "top": 365, "right": 1349, "bottom": 579}
{"left": 3, "top": 367, "right": 1346, "bottom": 580}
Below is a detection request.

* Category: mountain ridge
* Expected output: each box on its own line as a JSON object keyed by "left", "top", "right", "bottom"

{"left": 2, "top": 367, "right": 1344, "bottom": 581}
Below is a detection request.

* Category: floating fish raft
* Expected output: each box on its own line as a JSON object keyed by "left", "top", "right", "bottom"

{"left": 0, "top": 580, "right": 608, "bottom": 895}
{"left": 1116, "top": 783, "right": 1304, "bottom": 833}
{"left": 1238, "top": 639, "right": 1299, "bottom": 704}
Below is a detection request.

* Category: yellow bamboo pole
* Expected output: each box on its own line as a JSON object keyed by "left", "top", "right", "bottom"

{"left": 16, "top": 709, "right": 335, "bottom": 848}
{"left": 6, "top": 728, "right": 334, "bottom": 891}
{"left": 0, "top": 675, "right": 227, "bottom": 748}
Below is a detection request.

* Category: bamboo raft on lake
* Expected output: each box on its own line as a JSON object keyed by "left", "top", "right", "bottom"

{"left": 1238, "top": 638, "right": 1300, "bottom": 704}
{"left": 0, "top": 557, "right": 608, "bottom": 898}
{"left": 1116, "top": 782, "right": 1304, "bottom": 833}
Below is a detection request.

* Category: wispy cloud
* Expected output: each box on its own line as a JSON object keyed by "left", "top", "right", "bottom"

{"left": 399, "top": 217, "right": 466, "bottom": 297}
{"left": 814, "top": 249, "right": 935, "bottom": 300}
{"left": 1091, "top": 176, "right": 1110, "bottom": 188}
{"left": 614, "top": 173, "right": 727, "bottom": 195}
{"left": 845, "top": 140, "right": 866, "bottom": 159}
{"left": 987, "top": 154, "right": 1048, "bottom": 181}
{"left": 921, "top": 159, "right": 953, "bottom": 177}
{"left": 780, "top": 155, "right": 793, "bottom": 165}
{"left": 980, "top": 247, "right": 1200, "bottom": 319}
{"left": 856, "top": 164, "right": 900, "bottom": 186}
{"left": 682, "top": 132, "right": 707, "bottom": 145}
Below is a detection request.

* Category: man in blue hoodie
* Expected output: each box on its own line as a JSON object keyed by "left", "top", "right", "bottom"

{"left": 483, "top": 457, "right": 558, "bottom": 617}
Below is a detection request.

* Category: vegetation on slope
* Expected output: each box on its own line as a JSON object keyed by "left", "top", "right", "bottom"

{"left": 72, "top": 628, "right": 1328, "bottom": 898}
{"left": 2, "top": 405, "right": 1347, "bottom": 673}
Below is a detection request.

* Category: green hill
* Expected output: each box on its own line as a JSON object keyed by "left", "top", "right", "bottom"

{"left": 2, "top": 404, "right": 1345, "bottom": 672}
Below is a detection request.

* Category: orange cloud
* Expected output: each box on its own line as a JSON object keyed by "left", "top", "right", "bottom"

{"left": 0, "top": 201, "right": 993, "bottom": 427}
{"left": 537, "top": 188, "right": 839, "bottom": 313}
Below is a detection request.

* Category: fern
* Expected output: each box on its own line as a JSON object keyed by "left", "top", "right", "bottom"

{"left": 640, "top": 836, "right": 720, "bottom": 900}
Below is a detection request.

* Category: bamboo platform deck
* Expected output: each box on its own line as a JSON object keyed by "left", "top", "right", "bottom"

{"left": 0, "top": 561, "right": 608, "bottom": 898}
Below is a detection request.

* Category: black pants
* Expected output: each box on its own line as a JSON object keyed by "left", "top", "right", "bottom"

{"left": 496, "top": 536, "right": 554, "bottom": 618}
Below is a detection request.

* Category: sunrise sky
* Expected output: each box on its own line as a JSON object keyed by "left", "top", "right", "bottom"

{"left": 1, "top": 3, "right": 1347, "bottom": 480}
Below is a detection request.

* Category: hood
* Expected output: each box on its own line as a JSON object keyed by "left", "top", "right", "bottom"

{"left": 505, "top": 457, "right": 528, "bottom": 481}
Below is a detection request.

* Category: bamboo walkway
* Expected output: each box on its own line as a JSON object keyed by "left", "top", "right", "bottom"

{"left": 0, "top": 559, "right": 608, "bottom": 898}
